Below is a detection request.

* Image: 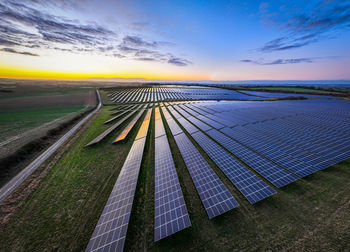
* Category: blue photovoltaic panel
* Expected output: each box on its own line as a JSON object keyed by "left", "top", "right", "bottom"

{"left": 206, "top": 129, "right": 298, "bottom": 188}
{"left": 154, "top": 106, "right": 191, "bottom": 241}
{"left": 173, "top": 105, "right": 192, "bottom": 118}
{"left": 167, "top": 105, "right": 276, "bottom": 203}
{"left": 220, "top": 127, "right": 316, "bottom": 177}
{"left": 180, "top": 104, "right": 201, "bottom": 117}
{"left": 85, "top": 138, "right": 146, "bottom": 252}
{"left": 154, "top": 135, "right": 191, "bottom": 241}
{"left": 162, "top": 105, "right": 238, "bottom": 218}
{"left": 168, "top": 107, "right": 181, "bottom": 119}
{"left": 184, "top": 103, "right": 208, "bottom": 116}
{"left": 186, "top": 116, "right": 212, "bottom": 132}
{"left": 166, "top": 118, "right": 183, "bottom": 136}
{"left": 86, "top": 109, "right": 152, "bottom": 252}
{"left": 191, "top": 131, "right": 276, "bottom": 204}
{"left": 174, "top": 133, "right": 239, "bottom": 218}
{"left": 177, "top": 117, "right": 199, "bottom": 134}
{"left": 196, "top": 115, "right": 225, "bottom": 129}
{"left": 182, "top": 106, "right": 298, "bottom": 188}
{"left": 154, "top": 108, "right": 166, "bottom": 138}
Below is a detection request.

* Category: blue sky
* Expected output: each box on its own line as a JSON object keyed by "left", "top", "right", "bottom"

{"left": 0, "top": 0, "right": 349, "bottom": 80}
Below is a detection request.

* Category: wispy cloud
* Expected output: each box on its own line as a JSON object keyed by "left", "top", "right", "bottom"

{"left": 259, "top": 0, "right": 350, "bottom": 52}
{"left": 117, "top": 35, "right": 191, "bottom": 65}
{"left": 122, "top": 35, "right": 158, "bottom": 48}
{"left": 168, "top": 57, "right": 192, "bottom": 66}
{"left": 1, "top": 47, "right": 39, "bottom": 56}
{"left": 240, "top": 56, "right": 337, "bottom": 65}
{"left": 0, "top": 0, "right": 191, "bottom": 66}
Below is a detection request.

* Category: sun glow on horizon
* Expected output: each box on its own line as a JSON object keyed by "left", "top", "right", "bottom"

{"left": 0, "top": 65, "right": 210, "bottom": 81}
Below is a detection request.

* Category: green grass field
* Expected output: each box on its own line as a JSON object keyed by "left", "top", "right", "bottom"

{"left": 0, "top": 106, "right": 85, "bottom": 140}
{"left": 1, "top": 105, "right": 350, "bottom": 251}
{"left": 0, "top": 84, "right": 95, "bottom": 156}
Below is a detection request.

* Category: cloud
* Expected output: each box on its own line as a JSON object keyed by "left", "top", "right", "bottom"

{"left": 1, "top": 47, "right": 39, "bottom": 56}
{"left": 240, "top": 57, "right": 322, "bottom": 65}
{"left": 134, "top": 57, "right": 157, "bottom": 62}
{"left": 117, "top": 37, "right": 191, "bottom": 66}
{"left": 168, "top": 57, "right": 192, "bottom": 66}
{"left": 122, "top": 35, "right": 158, "bottom": 48}
{"left": 0, "top": 0, "right": 116, "bottom": 52}
{"left": 0, "top": 37, "right": 20, "bottom": 46}
{"left": 0, "top": 0, "right": 191, "bottom": 67}
{"left": 259, "top": 1, "right": 350, "bottom": 52}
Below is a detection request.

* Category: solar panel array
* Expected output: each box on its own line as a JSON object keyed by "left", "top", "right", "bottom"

{"left": 173, "top": 133, "right": 239, "bottom": 218}
{"left": 172, "top": 104, "right": 298, "bottom": 189}
{"left": 86, "top": 86, "right": 349, "bottom": 250}
{"left": 104, "top": 105, "right": 144, "bottom": 124}
{"left": 169, "top": 105, "right": 276, "bottom": 203}
{"left": 161, "top": 106, "right": 239, "bottom": 218}
{"left": 170, "top": 99, "right": 350, "bottom": 176}
{"left": 172, "top": 105, "right": 299, "bottom": 188}
{"left": 154, "top": 108, "right": 191, "bottom": 241}
{"left": 205, "top": 129, "right": 298, "bottom": 188}
{"left": 107, "top": 86, "right": 266, "bottom": 104}
{"left": 86, "top": 109, "right": 139, "bottom": 146}
{"left": 113, "top": 109, "right": 145, "bottom": 143}
{"left": 241, "top": 90, "right": 337, "bottom": 99}
{"left": 86, "top": 109, "right": 152, "bottom": 252}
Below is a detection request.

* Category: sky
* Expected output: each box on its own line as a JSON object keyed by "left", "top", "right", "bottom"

{"left": 0, "top": 0, "right": 350, "bottom": 81}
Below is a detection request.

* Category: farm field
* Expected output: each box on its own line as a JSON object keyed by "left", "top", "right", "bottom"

{"left": 0, "top": 82, "right": 96, "bottom": 187}
{"left": 0, "top": 85, "right": 349, "bottom": 252}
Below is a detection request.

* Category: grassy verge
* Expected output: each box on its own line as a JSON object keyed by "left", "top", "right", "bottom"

{"left": 0, "top": 106, "right": 142, "bottom": 251}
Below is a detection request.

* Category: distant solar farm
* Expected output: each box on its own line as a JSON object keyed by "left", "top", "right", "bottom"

{"left": 84, "top": 85, "right": 349, "bottom": 252}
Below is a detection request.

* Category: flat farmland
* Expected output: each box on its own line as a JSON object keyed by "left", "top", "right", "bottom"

{"left": 0, "top": 83, "right": 96, "bottom": 186}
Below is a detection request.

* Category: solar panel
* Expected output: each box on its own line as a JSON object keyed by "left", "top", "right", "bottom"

{"left": 196, "top": 115, "right": 225, "bottom": 129}
{"left": 186, "top": 116, "right": 212, "bottom": 132}
{"left": 206, "top": 129, "right": 298, "bottom": 188}
{"left": 180, "top": 104, "right": 201, "bottom": 117}
{"left": 86, "top": 109, "right": 138, "bottom": 146}
{"left": 135, "top": 109, "right": 152, "bottom": 140}
{"left": 191, "top": 131, "right": 276, "bottom": 204}
{"left": 104, "top": 105, "right": 140, "bottom": 124}
{"left": 220, "top": 127, "right": 316, "bottom": 177}
{"left": 162, "top": 117, "right": 182, "bottom": 136}
{"left": 166, "top": 104, "right": 275, "bottom": 203}
{"left": 154, "top": 107, "right": 166, "bottom": 138}
{"left": 86, "top": 109, "right": 152, "bottom": 252}
{"left": 174, "top": 133, "right": 239, "bottom": 218}
{"left": 177, "top": 117, "right": 199, "bottom": 134}
{"left": 173, "top": 105, "right": 192, "bottom": 118}
{"left": 113, "top": 109, "right": 145, "bottom": 143}
{"left": 154, "top": 134, "right": 191, "bottom": 241}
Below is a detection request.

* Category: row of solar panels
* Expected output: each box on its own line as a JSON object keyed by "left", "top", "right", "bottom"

{"left": 107, "top": 87, "right": 266, "bottom": 104}
{"left": 85, "top": 98, "right": 350, "bottom": 252}
{"left": 241, "top": 90, "right": 337, "bottom": 99}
